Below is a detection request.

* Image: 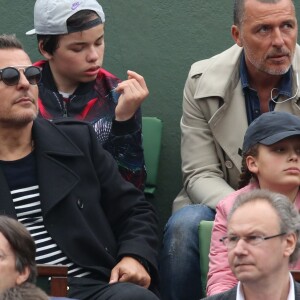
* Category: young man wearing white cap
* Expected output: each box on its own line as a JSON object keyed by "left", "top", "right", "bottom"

{"left": 26, "top": 0, "right": 148, "bottom": 191}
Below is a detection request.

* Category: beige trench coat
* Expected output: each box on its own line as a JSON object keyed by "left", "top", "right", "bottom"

{"left": 173, "top": 44, "right": 300, "bottom": 212}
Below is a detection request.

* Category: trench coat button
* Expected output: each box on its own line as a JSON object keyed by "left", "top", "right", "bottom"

{"left": 225, "top": 160, "right": 233, "bottom": 169}
{"left": 77, "top": 199, "right": 84, "bottom": 209}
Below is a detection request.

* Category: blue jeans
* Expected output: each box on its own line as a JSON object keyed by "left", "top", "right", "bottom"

{"left": 159, "top": 204, "right": 215, "bottom": 300}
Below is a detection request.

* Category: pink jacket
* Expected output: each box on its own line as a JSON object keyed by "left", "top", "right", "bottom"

{"left": 206, "top": 182, "right": 300, "bottom": 296}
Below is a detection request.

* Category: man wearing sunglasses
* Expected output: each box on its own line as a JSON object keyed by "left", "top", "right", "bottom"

{"left": 0, "top": 34, "right": 159, "bottom": 300}
{"left": 203, "top": 189, "right": 300, "bottom": 300}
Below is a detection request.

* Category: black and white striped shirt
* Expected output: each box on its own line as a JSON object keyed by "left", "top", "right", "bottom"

{"left": 0, "top": 151, "right": 90, "bottom": 278}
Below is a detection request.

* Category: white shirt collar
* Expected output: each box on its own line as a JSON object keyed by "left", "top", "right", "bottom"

{"left": 236, "top": 273, "right": 295, "bottom": 300}
{"left": 59, "top": 91, "right": 71, "bottom": 98}
{"left": 288, "top": 272, "right": 295, "bottom": 300}
{"left": 236, "top": 281, "right": 245, "bottom": 300}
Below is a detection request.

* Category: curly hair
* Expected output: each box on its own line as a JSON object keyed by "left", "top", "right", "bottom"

{"left": 238, "top": 144, "right": 259, "bottom": 189}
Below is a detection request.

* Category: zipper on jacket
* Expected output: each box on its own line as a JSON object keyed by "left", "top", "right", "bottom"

{"left": 63, "top": 100, "right": 68, "bottom": 117}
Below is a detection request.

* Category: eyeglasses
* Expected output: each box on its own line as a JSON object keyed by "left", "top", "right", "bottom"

{"left": 220, "top": 232, "right": 286, "bottom": 249}
{"left": 0, "top": 66, "right": 41, "bottom": 86}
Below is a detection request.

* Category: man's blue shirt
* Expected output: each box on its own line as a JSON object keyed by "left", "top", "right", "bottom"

{"left": 240, "top": 51, "right": 293, "bottom": 125}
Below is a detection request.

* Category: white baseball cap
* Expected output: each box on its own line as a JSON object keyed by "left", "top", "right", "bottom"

{"left": 26, "top": 0, "right": 105, "bottom": 35}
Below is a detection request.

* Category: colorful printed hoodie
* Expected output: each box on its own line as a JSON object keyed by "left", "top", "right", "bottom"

{"left": 34, "top": 60, "right": 146, "bottom": 190}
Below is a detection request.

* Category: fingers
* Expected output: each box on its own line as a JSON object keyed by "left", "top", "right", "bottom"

{"left": 115, "top": 70, "right": 149, "bottom": 97}
{"left": 114, "top": 70, "right": 149, "bottom": 121}
{"left": 118, "top": 78, "right": 146, "bottom": 99}
{"left": 109, "top": 267, "right": 120, "bottom": 284}
{"left": 118, "top": 271, "right": 150, "bottom": 288}
{"left": 109, "top": 257, "right": 151, "bottom": 288}
{"left": 126, "top": 70, "right": 148, "bottom": 91}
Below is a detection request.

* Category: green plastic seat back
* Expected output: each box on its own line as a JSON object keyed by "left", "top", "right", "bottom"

{"left": 142, "top": 117, "right": 163, "bottom": 195}
{"left": 198, "top": 220, "right": 214, "bottom": 297}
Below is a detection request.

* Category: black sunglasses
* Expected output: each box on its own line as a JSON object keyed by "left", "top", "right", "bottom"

{"left": 0, "top": 66, "right": 42, "bottom": 86}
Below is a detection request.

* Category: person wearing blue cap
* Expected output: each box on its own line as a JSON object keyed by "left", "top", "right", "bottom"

{"left": 207, "top": 111, "right": 300, "bottom": 296}
{"left": 26, "top": 0, "right": 148, "bottom": 191}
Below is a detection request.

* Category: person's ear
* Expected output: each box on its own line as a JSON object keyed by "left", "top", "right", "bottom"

{"left": 283, "top": 232, "right": 297, "bottom": 259}
{"left": 38, "top": 40, "right": 53, "bottom": 60}
{"left": 246, "top": 155, "right": 258, "bottom": 174}
{"left": 231, "top": 25, "right": 243, "bottom": 47}
{"left": 15, "top": 266, "right": 30, "bottom": 285}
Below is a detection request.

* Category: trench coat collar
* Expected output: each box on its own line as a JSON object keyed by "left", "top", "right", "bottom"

{"left": 0, "top": 119, "right": 84, "bottom": 217}
{"left": 31, "top": 118, "right": 84, "bottom": 215}
{"left": 193, "top": 44, "right": 300, "bottom": 103}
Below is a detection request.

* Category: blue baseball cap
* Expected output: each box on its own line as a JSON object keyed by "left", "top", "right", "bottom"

{"left": 243, "top": 111, "right": 300, "bottom": 153}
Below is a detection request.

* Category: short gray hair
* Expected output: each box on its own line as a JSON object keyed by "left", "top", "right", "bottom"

{"left": 233, "top": 0, "right": 294, "bottom": 26}
{"left": 0, "top": 34, "right": 23, "bottom": 50}
{"left": 228, "top": 189, "right": 300, "bottom": 264}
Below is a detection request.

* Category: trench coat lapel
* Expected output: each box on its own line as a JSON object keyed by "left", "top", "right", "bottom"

{"left": 192, "top": 45, "right": 247, "bottom": 171}
{"left": 209, "top": 81, "right": 248, "bottom": 171}
{"left": 32, "top": 119, "right": 84, "bottom": 215}
{"left": 0, "top": 169, "right": 18, "bottom": 217}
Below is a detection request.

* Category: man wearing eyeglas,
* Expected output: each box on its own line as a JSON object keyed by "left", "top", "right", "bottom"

{"left": 203, "top": 189, "right": 300, "bottom": 300}
{"left": 0, "top": 34, "right": 159, "bottom": 300}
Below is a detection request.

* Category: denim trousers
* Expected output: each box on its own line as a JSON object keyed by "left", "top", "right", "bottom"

{"left": 159, "top": 204, "right": 215, "bottom": 300}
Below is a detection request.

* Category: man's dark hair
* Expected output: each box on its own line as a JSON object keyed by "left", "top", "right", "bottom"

{"left": 0, "top": 216, "right": 37, "bottom": 283}
{"left": 0, "top": 34, "right": 23, "bottom": 50}
{"left": 233, "top": 0, "right": 294, "bottom": 26}
{"left": 37, "top": 9, "right": 99, "bottom": 55}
